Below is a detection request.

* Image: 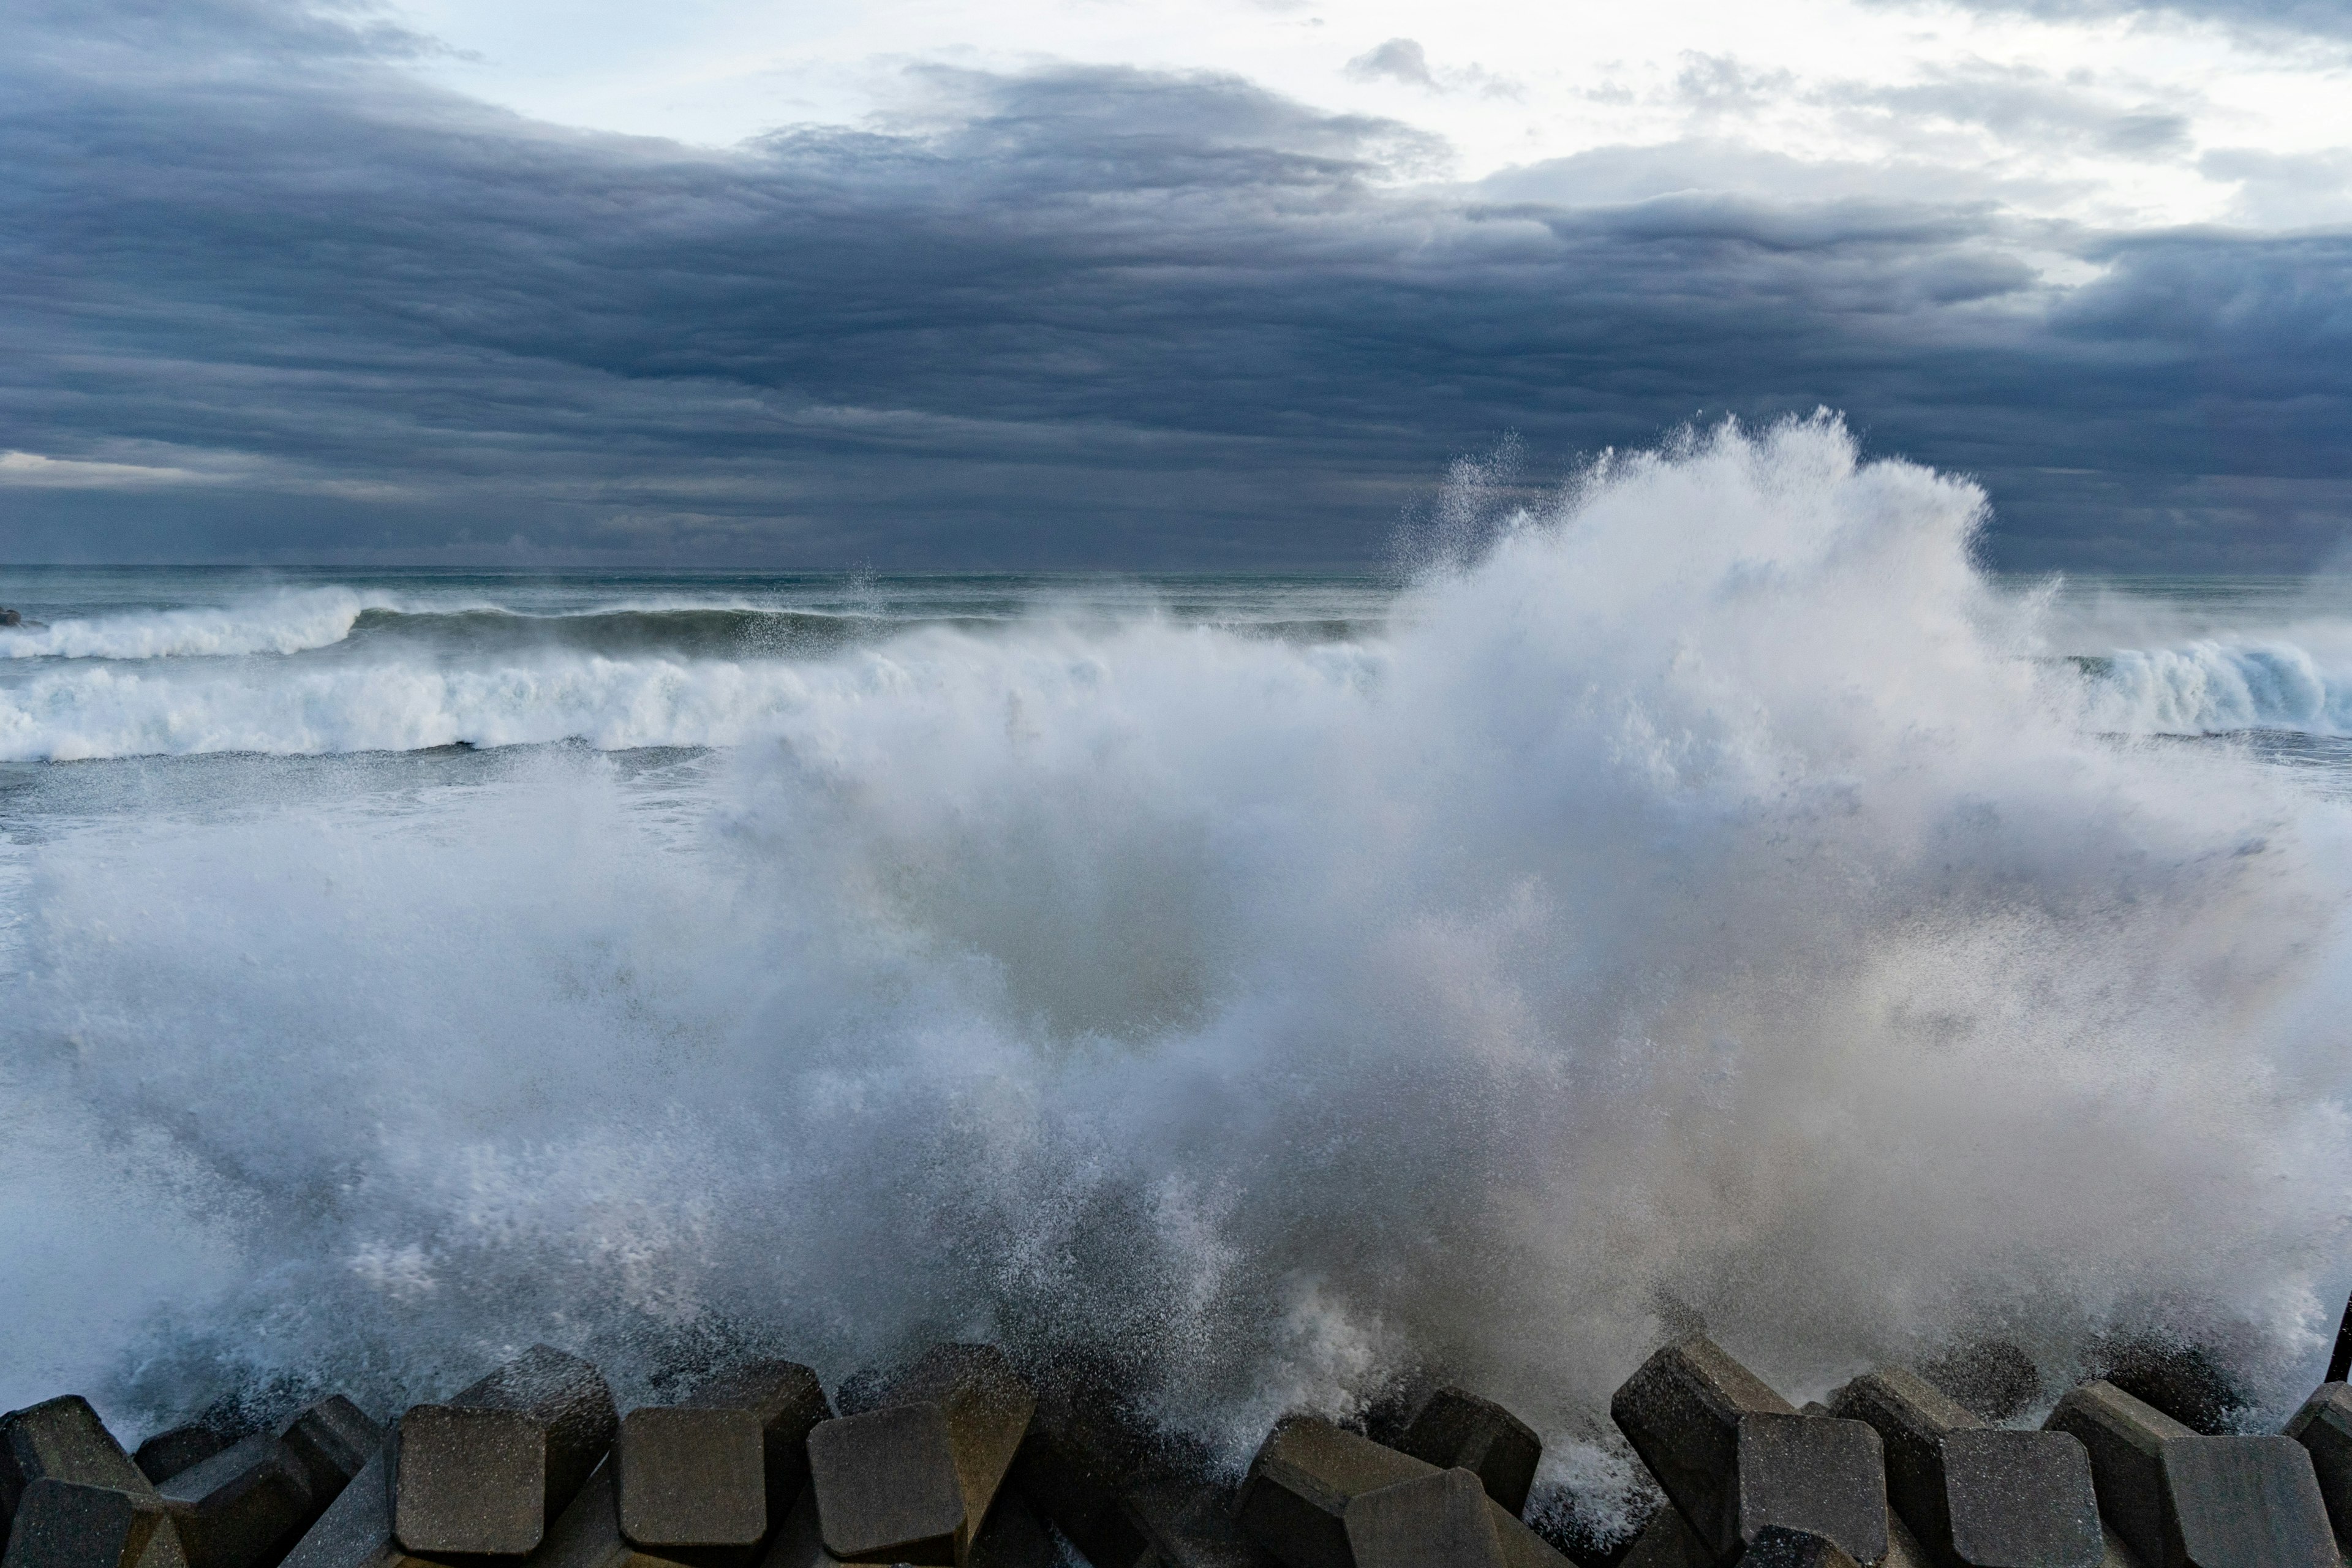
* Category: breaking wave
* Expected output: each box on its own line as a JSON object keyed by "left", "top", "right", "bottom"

{"left": 0, "top": 587, "right": 394, "bottom": 660}
{"left": 4, "top": 418, "right": 2351, "bottom": 1491}
{"left": 2082, "top": 640, "right": 2352, "bottom": 736}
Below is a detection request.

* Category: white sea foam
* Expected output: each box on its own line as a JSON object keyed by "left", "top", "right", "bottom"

{"left": 2084, "top": 638, "right": 2352, "bottom": 736}
{"left": 0, "top": 587, "right": 394, "bottom": 660}
{"left": 4, "top": 418, "right": 2351, "bottom": 1476}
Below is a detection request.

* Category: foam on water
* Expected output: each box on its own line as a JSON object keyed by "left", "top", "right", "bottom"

{"left": 0, "top": 587, "right": 397, "bottom": 661}
{"left": 4, "top": 418, "right": 2351, "bottom": 1487}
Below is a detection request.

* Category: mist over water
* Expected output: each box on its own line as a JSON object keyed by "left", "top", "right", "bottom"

{"left": 5, "top": 418, "right": 2352, "bottom": 1506}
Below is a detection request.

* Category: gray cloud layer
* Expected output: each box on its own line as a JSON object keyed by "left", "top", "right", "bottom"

{"left": 1, "top": 0, "right": 2346, "bottom": 567}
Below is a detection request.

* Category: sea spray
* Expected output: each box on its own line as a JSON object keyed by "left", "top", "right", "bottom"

{"left": 3, "top": 417, "right": 2351, "bottom": 1480}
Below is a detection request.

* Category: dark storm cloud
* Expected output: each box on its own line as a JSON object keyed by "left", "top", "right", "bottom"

{"left": 0, "top": 0, "right": 2346, "bottom": 567}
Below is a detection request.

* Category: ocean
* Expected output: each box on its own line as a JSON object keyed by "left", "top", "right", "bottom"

{"left": 4, "top": 421, "right": 2351, "bottom": 1520}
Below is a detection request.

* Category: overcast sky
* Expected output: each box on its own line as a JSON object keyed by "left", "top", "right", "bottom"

{"left": 2, "top": 0, "right": 2346, "bottom": 568}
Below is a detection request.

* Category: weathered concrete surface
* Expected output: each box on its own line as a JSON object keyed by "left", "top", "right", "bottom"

{"left": 1732, "top": 1414, "right": 1887, "bottom": 1566}
{"left": 1832, "top": 1368, "right": 2100, "bottom": 1567}
{"left": 2282, "top": 1381, "right": 2352, "bottom": 1550}
{"left": 391, "top": 1346, "right": 617, "bottom": 1559}
{"left": 677, "top": 1363, "right": 829, "bottom": 1541}
{"left": 1396, "top": 1391, "right": 1542, "bottom": 1517}
{"left": 1342, "top": 1469, "right": 1502, "bottom": 1568}
{"left": 1, "top": 1398, "right": 189, "bottom": 1568}
{"left": 273, "top": 1404, "right": 377, "bottom": 1510}
{"left": 615, "top": 1410, "right": 766, "bottom": 1556}
{"left": 805, "top": 1404, "right": 966, "bottom": 1567}
{"left": 155, "top": 1434, "right": 312, "bottom": 1568}
{"left": 1125, "top": 1480, "right": 1280, "bottom": 1568}
{"left": 1005, "top": 1379, "right": 1152, "bottom": 1568}
{"left": 1610, "top": 1337, "right": 1796, "bottom": 1558}
{"left": 2046, "top": 1380, "right": 2335, "bottom": 1568}
{"left": 1234, "top": 1417, "right": 1565, "bottom": 1568}
{"left": 132, "top": 1436, "right": 230, "bottom": 1491}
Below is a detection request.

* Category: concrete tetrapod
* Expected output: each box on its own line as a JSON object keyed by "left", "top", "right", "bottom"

{"left": 271, "top": 1404, "right": 377, "bottom": 1519}
{"left": 391, "top": 1346, "right": 617, "bottom": 1559}
{"left": 616, "top": 1360, "right": 831, "bottom": 1561}
{"left": 132, "top": 1436, "right": 233, "bottom": 1491}
{"left": 0, "top": 1397, "right": 190, "bottom": 1568}
{"left": 1123, "top": 1480, "right": 1280, "bottom": 1568}
{"left": 1341, "top": 1469, "right": 1504, "bottom": 1568}
{"left": 154, "top": 1435, "right": 313, "bottom": 1568}
{"left": 1233, "top": 1417, "right": 1566, "bottom": 1568}
{"left": 1006, "top": 1376, "right": 1155, "bottom": 1568}
{"left": 1609, "top": 1336, "right": 1797, "bottom": 1559}
{"left": 758, "top": 1483, "right": 1054, "bottom": 1568}
{"left": 805, "top": 1346, "right": 1034, "bottom": 1568}
{"left": 2043, "top": 1379, "right": 2335, "bottom": 1568}
{"left": 1733, "top": 1414, "right": 1888, "bottom": 1566}
{"left": 1395, "top": 1390, "right": 1543, "bottom": 1517}
{"left": 2282, "top": 1381, "right": 2352, "bottom": 1550}
{"left": 1830, "top": 1368, "right": 2102, "bottom": 1568}
{"left": 274, "top": 1451, "right": 426, "bottom": 1568}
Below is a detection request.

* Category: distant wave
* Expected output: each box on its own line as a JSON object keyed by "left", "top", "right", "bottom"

{"left": 0, "top": 588, "right": 393, "bottom": 660}
{"left": 0, "top": 595, "right": 1365, "bottom": 671}
{"left": 344, "top": 606, "right": 941, "bottom": 658}
{"left": 2079, "top": 639, "right": 2352, "bottom": 737}
{"left": 0, "top": 655, "right": 823, "bottom": 760}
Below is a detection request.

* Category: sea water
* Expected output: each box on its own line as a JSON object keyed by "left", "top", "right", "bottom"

{"left": 3, "top": 418, "right": 2351, "bottom": 1513}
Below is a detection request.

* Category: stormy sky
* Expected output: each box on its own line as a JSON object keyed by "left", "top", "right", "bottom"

{"left": 2, "top": 0, "right": 2346, "bottom": 568}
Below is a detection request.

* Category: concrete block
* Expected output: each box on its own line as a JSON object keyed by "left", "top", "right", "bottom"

{"left": 1918, "top": 1344, "right": 2041, "bottom": 1427}
{"left": 758, "top": 1485, "right": 1054, "bottom": 1568}
{"left": 273, "top": 1404, "right": 377, "bottom": 1507}
{"left": 1935, "top": 1431, "right": 2102, "bottom": 1568}
{"left": 4, "top": 1482, "right": 187, "bottom": 1568}
{"left": 1742, "top": 1529, "right": 1861, "bottom": 1568}
{"left": 2046, "top": 1383, "right": 2186, "bottom": 1567}
{"left": 1006, "top": 1381, "right": 1152, "bottom": 1568}
{"left": 2158, "top": 1435, "right": 2334, "bottom": 1568}
{"left": 806, "top": 1345, "right": 1032, "bottom": 1568}
{"left": 276, "top": 1451, "right": 422, "bottom": 1568}
{"left": 521, "top": 1461, "right": 695, "bottom": 1568}
{"left": 2047, "top": 1381, "right": 2335, "bottom": 1568}
{"left": 1488, "top": 1501, "right": 1570, "bottom": 1568}
{"left": 1613, "top": 1507, "right": 1707, "bottom": 1568}
{"left": 1832, "top": 1368, "right": 2101, "bottom": 1567}
{"left": 752, "top": 1490, "right": 837, "bottom": 1568}
{"left": 1608, "top": 1337, "right": 1795, "bottom": 1558}
{"left": 2095, "top": 1344, "right": 2239, "bottom": 1439}
{"left": 133, "top": 1436, "right": 232, "bottom": 1491}
{"left": 391, "top": 1407, "right": 546, "bottom": 1558}
{"left": 614, "top": 1410, "right": 766, "bottom": 1555}
{"left": 2, "top": 1399, "right": 156, "bottom": 1510}
{"left": 155, "top": 1435, "right": 313, "bottom": 1568}
{"left": 1236, "top": 1416, "right": 1433, "bottom": 1568}
{"left": 1343, "top": 1469, "right": 1502, "bottom": 1568}
{"left": 448, "top": 1347, "right": 620, "bottom": 1527}
{"left": 1396, "top": 1390, "right": 1542, "bottom": 1517}
{"left": 963, "top": 1494, "right": 1055, "bottom": 1568}
{"left": 805, "top": 1404, "right": 966, "bottom": 1566}
{"left": 678, "top": 1362, "right": 830, "bottom": 1539}
{"left": 1232, "top": 1418, "right": 1564, "bottom": 1568}
{"left": 1, "top": 1398, "right": 187, "bottom": 1568}
{"left": 2282, "top": 1381, "right": 2352, "bottom": 1548}
{"left": 392, "top": 1346, "right": 617, "bottom": 1558}
{"left": 878, "top": 1346, "right": 1036, "bottom": 1550}
{"left": 1124, "top": 1480, "right": 1279, "bottom": 1568}
{"left": 1733, "top": 1415, "right": 1886, "bottom": 1566}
